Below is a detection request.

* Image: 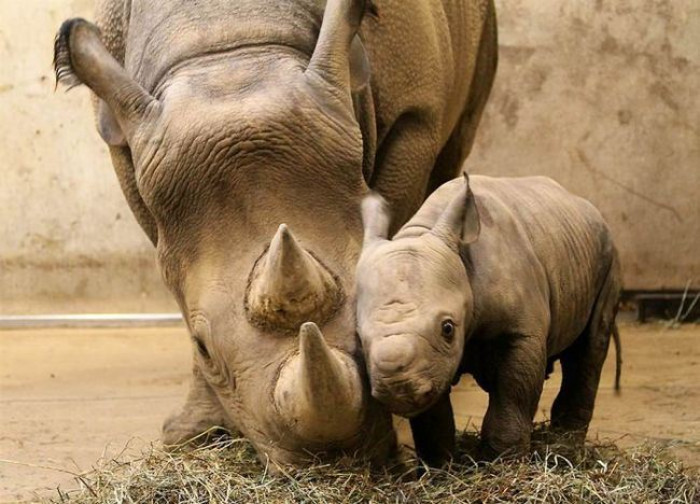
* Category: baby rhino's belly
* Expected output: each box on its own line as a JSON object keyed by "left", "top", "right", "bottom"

{"left": 546, "top": 276, "right": 603, "bottom": 357}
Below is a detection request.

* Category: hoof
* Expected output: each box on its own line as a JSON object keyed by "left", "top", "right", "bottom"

{"left": 476, "top": 440, "right": 528, "bottom": 462}
{"left": 161, "top": 412, "right": 229, "bottom": 450}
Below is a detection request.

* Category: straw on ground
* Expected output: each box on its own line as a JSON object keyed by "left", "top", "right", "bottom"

{"left": 51, "top": 425, "right": 699, "bottom": 504}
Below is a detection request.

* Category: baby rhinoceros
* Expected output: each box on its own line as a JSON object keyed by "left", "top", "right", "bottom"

{"left": 356, "top": 173, "right": 621, "bottom": 466}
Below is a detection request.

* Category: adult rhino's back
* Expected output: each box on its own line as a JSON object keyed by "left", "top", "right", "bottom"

{"left": 113, "top": 0, "right": 493, "bottom": 127}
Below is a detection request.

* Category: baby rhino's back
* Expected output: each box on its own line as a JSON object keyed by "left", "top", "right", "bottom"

{"left": 401, "top": 174, "right": 616, "bottom": 353}
{"left": 472, "top": 175, "right": 616, "bottom": 351}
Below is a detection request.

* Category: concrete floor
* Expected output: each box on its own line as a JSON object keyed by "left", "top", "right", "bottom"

{"left": 1, "top": 322, "right": 699, "bottom": 502}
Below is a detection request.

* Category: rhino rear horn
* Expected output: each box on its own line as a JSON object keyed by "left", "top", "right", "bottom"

{"left": 54, "top": 19, "right": 159, "bottom": 144}
{"left": 274, "top": 322, "right": 364, "bottom": 442}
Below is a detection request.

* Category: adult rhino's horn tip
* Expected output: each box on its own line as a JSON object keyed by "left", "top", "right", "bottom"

{"left": 299, "top": 321, "right": 321, "bottom": 335}
{"left": 298, "top": 322, "right": 329, "bottom": 362}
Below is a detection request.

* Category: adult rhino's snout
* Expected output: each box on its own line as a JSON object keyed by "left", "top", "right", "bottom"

{"left": 274, "top": 322, "right": 365, "bottom": 443}
{"left": 246, "top": 224, "right": 343, "bottom": 329}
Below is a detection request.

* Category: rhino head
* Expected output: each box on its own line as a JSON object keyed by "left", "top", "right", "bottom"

{"left": 54, "top": 0, "right": 395, "bottom": 465}
{"left": 356, "top": 176, "right": 480, "bottom": 418}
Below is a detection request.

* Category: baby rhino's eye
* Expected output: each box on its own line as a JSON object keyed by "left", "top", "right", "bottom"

{"left": 441, "top": 319, "right": 456, "bottom": 342}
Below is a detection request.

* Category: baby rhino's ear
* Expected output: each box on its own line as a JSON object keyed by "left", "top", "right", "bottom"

{"left": 432, "top": 172, "right": 481, "bottom": 249}
{"left": 460, "top": 172, "right": 481, "bottom": 244}
{"left": 361, "top": 192, "right": 391, "bottom": 249}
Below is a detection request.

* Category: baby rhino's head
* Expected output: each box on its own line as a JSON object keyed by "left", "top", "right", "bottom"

{"left": 356, "top": 177, "right": 480, "bottom": 417}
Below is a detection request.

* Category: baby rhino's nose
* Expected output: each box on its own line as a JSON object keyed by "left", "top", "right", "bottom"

{"left": 372, "top": 337, "right": 417, "bottom": 374}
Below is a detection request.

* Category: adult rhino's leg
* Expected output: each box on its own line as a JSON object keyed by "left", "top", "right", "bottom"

{"left": 409, "top": 391, "right": 456, "bottom": 467}
{"left": 551, "top": 260, "right": 622, "bottom": 444}
{"left": 479, "top": 334, "right": 546, "bottom": 460}
{"left": 427, "top": 0, "right": 498, "bottom": 194}
{"left": 162, "top": 363, "right": 234, "bottom": 448}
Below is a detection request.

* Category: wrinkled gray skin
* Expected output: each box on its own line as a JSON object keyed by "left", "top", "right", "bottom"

{"left": 53, "top": 0, "right": 497, "bottom": 466}
{"left": 357, "top": 174, "right": 621, "bottom": 466}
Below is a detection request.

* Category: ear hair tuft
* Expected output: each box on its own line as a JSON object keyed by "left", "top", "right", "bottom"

{"left": 53, "top": 18, "right": 89, "bottom": 91}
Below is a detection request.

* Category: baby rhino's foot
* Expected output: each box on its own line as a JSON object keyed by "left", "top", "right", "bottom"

{"left": 476, "top": 438, "right": 530, "bottom": 462}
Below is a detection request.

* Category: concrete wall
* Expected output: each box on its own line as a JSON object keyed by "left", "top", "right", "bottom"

{"left": 1, "top": 0, "right": 698, "bottom": 314}
{"left": 0, "top": 0, "right": 175, "bottom": 314}
{"left": 470, "top": 0, "right": 699, "bottom": 291}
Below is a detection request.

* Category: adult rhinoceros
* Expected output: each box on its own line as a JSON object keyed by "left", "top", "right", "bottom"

{"left": 54, "top": 0, "right": 497, "bottom": 466}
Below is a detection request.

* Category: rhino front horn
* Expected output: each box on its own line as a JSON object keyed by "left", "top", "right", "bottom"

{"left": 246, "top": 224, "right": 342, "bottom": 329}
{"left": 274, "top": 322, "right": 364, "bottom": 442}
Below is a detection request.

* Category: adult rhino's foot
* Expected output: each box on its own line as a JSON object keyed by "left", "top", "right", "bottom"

{"left": 162, "top": 366, "right": 234, "bottom": 449}
{"left": 161, "top": 409, "right": 232, "bottom": 449}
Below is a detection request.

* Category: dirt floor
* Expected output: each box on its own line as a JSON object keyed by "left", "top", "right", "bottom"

{"left": 1, "top": 321, "right": 699, "bottom": 502}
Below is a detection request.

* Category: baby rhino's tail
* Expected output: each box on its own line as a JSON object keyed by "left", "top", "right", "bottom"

{"left": 612, "top": 323, "right": 622, "bottom": 394}
{"left": 604, "top": 248, "right": 623, "bottom": 395}
{"left": 591, "top": 243, "right": 623, "bottom": 395}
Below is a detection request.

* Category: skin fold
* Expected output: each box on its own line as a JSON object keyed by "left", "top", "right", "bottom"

{"left": 53, "top": 0, "right": 498, "bottom": 466}
{"left": 357, "top": 173, "right": 621, "bottom": 466}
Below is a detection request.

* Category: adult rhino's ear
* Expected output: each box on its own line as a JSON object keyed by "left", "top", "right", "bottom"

{"left": 306, "top": 0, "right": 373, "bottom": 104}
{"left": 432, "top": 172, "right": 481, "bottom": 249}
{"left": 361, "top": 191, "right": 391, "bottom": 249}
{"left": 96, "top": 99, "right": 126, "bottom": 146}
{"left": 54, "top": 18, "right": 159, "bottom": 145}
{"left": 349, "top": 35, "right": 370, "bottom": 93}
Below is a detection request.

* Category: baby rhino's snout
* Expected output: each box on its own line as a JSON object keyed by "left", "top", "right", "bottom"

{"left": 369, "top": 337, "right": 436, "bottom": 416}
{"left": 371, "top": 337, "right": 417, "bottom": 374}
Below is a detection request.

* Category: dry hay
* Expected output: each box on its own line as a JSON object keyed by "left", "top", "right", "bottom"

{"left": 51, "top": 426, "right": 698, "bottom": 504}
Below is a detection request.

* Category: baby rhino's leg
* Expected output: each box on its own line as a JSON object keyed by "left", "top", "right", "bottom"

{"left": 409, "top": 392, "right": 456, "bottom": 467}
{"left": 479, "top": 334, "right": 547, "bottom": 459}
{"left": 551, "top": 268, "right": 620, "bottom": 444}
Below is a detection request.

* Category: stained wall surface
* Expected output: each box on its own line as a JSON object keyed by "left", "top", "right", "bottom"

{"left": 0, "top": 0, "right": 175, "bottom": 313}
{"left": 469, "top": 0, "right": 699, "bottom": 291}
{"left": 1, "top": 0, "right": 698, "bottom": 314}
